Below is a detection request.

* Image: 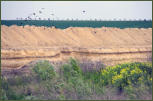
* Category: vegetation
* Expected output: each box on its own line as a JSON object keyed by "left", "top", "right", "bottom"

{"left": 2, "top": 20, "right": 152, "bottom": 29}
{"left": 33, "top": 60, "right": 56, "bottom": 80}
{"left": 101, "top": 62, "right": 152, "bottom": 92}
{"left": 1, "top": 58, "right": 152, "bottom": 100}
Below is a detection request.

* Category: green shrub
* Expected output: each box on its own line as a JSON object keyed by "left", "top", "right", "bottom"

{"left": 69, "top": 58, "right": 82, "bottom": 74}
{"left": 60, "top": 58, "right": 82, "bottom": 81}
{"left": 33, "top": 60, "right": 56, "bottom": 80}
{"left": 60, "top": 58, "right": 92, "bottom": 99}
{"left": 101, "top": 62, "right": 152, "bottom": 91}
{"left": 1, "top": 60, "right": 152, "bottom": 100}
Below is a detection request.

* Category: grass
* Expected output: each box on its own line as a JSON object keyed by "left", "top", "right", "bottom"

{"left": 1, "top": 58, "right": 152, "bottom": 100}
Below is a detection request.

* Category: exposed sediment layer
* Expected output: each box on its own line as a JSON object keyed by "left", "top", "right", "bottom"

{"left": 1, "top": 25, "right": 152, "bottom": 69}
{"left": 1, "top": 47, "right": 152, "bottom": 69}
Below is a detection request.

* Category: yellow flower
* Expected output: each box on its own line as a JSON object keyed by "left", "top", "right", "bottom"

{"left": 138, "top": 77, "right": 143, "bottom": 81}
{"left": 112, "top": 74, "right": 123, "bottom": 84}
{"left": 127, "top": 80, "right": 131, "bottom": 85}
{"left": 130, "top": 69, "right": 136, "bottom": 75}
{"left": 150, "top": 78, "right": 152, "bottom": 81}
{"left": 120, "top": 68, "right": 126, "bottom": 73}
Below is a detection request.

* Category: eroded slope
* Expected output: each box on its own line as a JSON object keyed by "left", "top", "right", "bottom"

{"left": 1, "top": 25, "right": 152, "bottom": 69}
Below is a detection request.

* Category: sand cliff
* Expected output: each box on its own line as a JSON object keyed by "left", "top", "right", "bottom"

{"left": 1, "top": 25, "right": 152, "bottom": 69}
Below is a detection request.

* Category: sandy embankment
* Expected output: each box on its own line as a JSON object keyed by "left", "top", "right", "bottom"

{"left": 1, "top": 25, "right": 152, "bottom": 70}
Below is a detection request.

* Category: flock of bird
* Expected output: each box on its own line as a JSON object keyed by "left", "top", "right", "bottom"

{"left": 16, "top": 8, "right": 87, "bottom": 26}
{"left": 15, "top": 8, "right": 151, "bottom": 27}
{"left": 16, "top": 8, "right": 86, "bottom": 21}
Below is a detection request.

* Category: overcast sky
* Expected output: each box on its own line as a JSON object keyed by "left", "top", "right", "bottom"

{"left": 1, "top": 1, "right": 152, "bottom": 20}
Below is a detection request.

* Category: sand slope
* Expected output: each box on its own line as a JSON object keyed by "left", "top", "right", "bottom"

{"left": 1, "top": 25, "right": 152, "bottom": 48}
{"left": 1, "top": 25, "right": 152, "bottom": 69}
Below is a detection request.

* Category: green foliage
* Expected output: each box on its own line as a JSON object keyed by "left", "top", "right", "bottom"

{"left": 24, "top": 95, "right": 39, "bottom": 100}
{"left": 101, "top": 62, "right": 152, "bottom": 91}
{"left": 1, "top": 77, "right": 25, "bottom": 100}
{"left": 70, "top": 58, "right": 82, "bottom": 73}
{"left": 83, "top": 70, "right": 104, "bottom": 95}
{"left": 60, "top": 58, "right": 92, "bottom": 99}
{"left": 1, "top": 60, "right": 152, "bottom": 100}
{"left": 60, "top": 58, "right": 82, "bottom": 81}
{"left": 83, "top": 70, "right": 101, "bottom": 84}
{"left": 2, "top": 20, "right": 152, "bottom": 29}
{"left": 33, "top": 60, "right": 56, "bottom": 80}
{"left": 58, "top": 94, "right": 66, "bottom": 100}
{"left": 124, "top": 84, "right": 152, "bottom": 100}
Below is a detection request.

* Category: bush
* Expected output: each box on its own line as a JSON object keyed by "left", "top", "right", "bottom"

{"left": 69, "top": 58, "right": 82, "bottom": 75}
{"left": 1, "top": 59, "right": 152, "bottom": 100}
{"left": 101, "top": 62, "right": 152, "bottom": 91}
{"left": 60, "top": 58, "right": 82, "bottom": 81}
{"left": 60, "top": 58, "right": 92, "bottom": 99}
{"left": 33, "top": 60, "right": 56, "bottom": 80}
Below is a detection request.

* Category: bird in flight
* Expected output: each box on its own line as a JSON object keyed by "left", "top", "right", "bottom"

{"left": 39, "top": 11, "right": 42, "bottom": 14}
{"left": 83, "top": 10, "right": 86, "bottom": 13}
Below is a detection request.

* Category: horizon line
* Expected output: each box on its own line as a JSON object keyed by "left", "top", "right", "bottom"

{"left": 1, "top": 19, "right": 152, "bottom": 21}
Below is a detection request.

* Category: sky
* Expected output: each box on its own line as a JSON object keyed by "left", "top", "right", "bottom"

{"left": 1, "top": 1, "right": 152, "bottom": 20}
